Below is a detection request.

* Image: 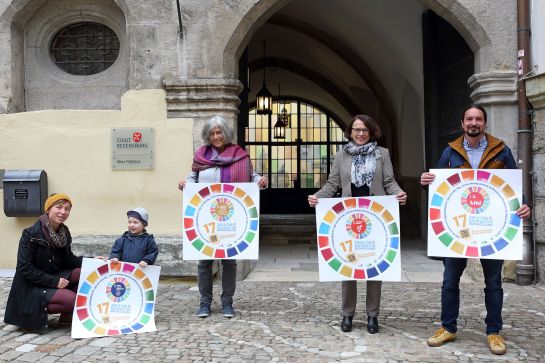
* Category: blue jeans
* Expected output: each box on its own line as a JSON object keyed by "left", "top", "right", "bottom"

{"left": 441, "top": 257, "right": 503, "bottom": 335}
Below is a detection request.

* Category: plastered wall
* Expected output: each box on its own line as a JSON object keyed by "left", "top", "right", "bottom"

{"left": 0, "top": 89, "right": 193, "bottom": 267}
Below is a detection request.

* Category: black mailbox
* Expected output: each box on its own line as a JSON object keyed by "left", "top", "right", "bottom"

{"left": 3, "top": 170, "right": 48, "bottom": 217}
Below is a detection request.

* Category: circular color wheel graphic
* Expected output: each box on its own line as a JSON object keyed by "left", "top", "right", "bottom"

{"left": 183, "top": 183, "right": 259, "bottom": 258}
{"left": 317, "top": 197, "right": 400, "bottom": 280}
{"left": 106, "top": 277, "right": 131, "bottom": 302}
{"left": 460, "top": 186, "right": 490, "bottom": 214}
{"left": 345, "top": 213, "right": 372, "bottom": 239}
{"left": 429, "top": 170, "right": 521, "bottom": 257}
{"left": 75, "top": 262, "right": 156, "bottom": 336}
{"left": 210, "top": 197, "right": 234, "bottom": 221}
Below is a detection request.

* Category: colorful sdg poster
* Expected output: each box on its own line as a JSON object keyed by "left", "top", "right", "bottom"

{"left": 71, "top": 258, "right": 161, "bottom": 339}
{"left": 183, "top": 183, "right": 260, "bottom": 260}
{"left": 315, "top": 196, "right": 401, "bottom": 282}
{"left": 427, "top": 169, "right": 523, "bottom": 259}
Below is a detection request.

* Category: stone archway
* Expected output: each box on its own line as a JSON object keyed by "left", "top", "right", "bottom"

{"left": 223, "top": 0, "right": 491, "bottom": 80}
{"left": 218, "top": 0, "right": 516, "bottom": 239}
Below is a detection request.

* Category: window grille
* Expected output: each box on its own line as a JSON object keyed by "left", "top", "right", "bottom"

{"left": 50, "top": 22, "right": 120, "bottom": 75}
{"left": 246, "top": 100, "right": 345, "bottom": 189}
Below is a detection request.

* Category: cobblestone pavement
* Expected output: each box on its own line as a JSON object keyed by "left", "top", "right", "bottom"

{"left": 0, "top": 277, "right": 544, "bottom": 362}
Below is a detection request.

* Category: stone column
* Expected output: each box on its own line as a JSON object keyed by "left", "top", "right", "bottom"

{"left": 526, "top": 73, "right": 545, "bottom": 284}
{"left": 163, "top": 78, "right": 243, "bottom": 149}
{"left": 469, "top": 71, "right": 519, "bottom": 151}
{"left": 466, "top": 70, "right": 520, "bottom": 281}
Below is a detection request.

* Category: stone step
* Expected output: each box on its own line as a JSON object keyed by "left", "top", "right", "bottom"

{"left": 71, "top": 235, "right": 195, "bottom": 277}
{"left": 260, "top": 214, "right": 315, "bottom": 225}
{"left": 71, "top": 235, "right": 252, "bottom": 279}
{"left": 260, "top": 214, "right": 316, "bottom": 244}
{"left": 71, "top": 215, "right": 318, "bottom": 277}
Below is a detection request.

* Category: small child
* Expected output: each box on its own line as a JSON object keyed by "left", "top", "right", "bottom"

{"left": 110, "top": 207, "right": 159, "bottom": 267}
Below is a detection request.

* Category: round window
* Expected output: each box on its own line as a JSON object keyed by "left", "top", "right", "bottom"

{"left": 50, "top": 22, "right": 120, "bottom": 76}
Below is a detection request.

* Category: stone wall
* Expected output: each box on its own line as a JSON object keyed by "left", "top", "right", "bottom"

{"left": 526, "top": 72, "right": 545, "bottom": 283}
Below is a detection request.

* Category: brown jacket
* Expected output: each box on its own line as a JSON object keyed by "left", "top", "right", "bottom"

{"left": 441, "top": 133, "right": 515, "bottom": 169}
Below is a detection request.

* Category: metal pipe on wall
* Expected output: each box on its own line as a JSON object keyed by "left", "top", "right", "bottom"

{"left": 515, "top": 0, "right": 535, "bottom": 285}
{"left": 176, "top": 0, "right": 183, "bottom": 37}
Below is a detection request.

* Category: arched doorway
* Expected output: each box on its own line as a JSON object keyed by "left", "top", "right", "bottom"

{"left": 231, "top": 0, "right": 478, "bottom": 239}
{"left": 245, "top": 99, "right": 345, "bottom": 213}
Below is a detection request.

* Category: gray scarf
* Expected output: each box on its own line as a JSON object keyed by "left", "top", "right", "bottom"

{"left": 343, "top": 141, "right": 381, "bottom": 187}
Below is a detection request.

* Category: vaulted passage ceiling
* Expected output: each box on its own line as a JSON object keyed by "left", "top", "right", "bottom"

{"left": 247, "top": 0, "right": 427, "bottom": 143}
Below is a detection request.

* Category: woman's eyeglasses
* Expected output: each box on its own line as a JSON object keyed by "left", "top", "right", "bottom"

{"left": 352, "top": 128, "right": 370, "bottom": 135}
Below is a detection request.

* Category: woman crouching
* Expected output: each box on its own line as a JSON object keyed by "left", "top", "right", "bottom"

{"left": 4, "top": 193, "right": 83, "bottom": 331}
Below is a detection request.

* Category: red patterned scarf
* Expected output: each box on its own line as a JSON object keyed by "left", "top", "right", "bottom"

{"left": 192, "top": 144, "right": 252, "bottom": 182}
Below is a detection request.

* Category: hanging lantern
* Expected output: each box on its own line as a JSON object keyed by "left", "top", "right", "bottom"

{"left": 256, "top": 40, "right": 272, "bottom": 115}
{"left": 256, "top": 86, "right": 272, "bottom": 115}
{"left": 273, "top": 119, "right": 286, "bottom": 139}
{"left": 278, "top": 105, "right": 291, "bottom": 127}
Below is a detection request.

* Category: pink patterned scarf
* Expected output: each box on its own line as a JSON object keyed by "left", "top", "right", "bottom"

{"left": 192, "top": 144, "right": 252, "bottom": 182}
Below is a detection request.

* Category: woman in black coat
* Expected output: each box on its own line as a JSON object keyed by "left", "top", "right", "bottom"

{"left": 4, "top": 193, "right": 83, "bottom": 331}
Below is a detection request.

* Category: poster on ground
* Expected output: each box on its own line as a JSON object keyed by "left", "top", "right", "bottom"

{"left": 183, "top": 183, "right": 260, "bottom": 260}
{"left": 427, "top": 169, "right": 523, "bottom": 259}
{"left": 71, "top": 258, "right": 160, "bottom": 339}
{"left": 315, "top": 196, "right": 401, "bottom": 282}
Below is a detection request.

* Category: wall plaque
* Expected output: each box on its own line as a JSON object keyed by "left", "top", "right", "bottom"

{"left": 111, "top": 128, "right": 154, "bottom": 170}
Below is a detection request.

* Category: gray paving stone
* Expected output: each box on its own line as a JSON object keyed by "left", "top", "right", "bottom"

{"left": 0, "top": 349, "right": 23, "bottom": 360}
{"left": 16, "top": 351, "right": 47, "bottom": 362}
{"left": 0, "top": 278, "right": 543, "bottom": 361}
{"left": 37, "top": 356, "right": 63, "bottom": 363}
{"left": 73, "top": 345, "right": 101, "bottom": 356}
{"left": 15, "top": 333, "right": 39, "bottom": 342}
{"left": 88, "top": 337, "right": 116, "bottom": 347}
{"left": 15, "top": 343, "right": 36, "bottom": 352}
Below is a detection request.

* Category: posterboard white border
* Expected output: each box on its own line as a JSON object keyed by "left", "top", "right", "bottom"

{"left": 315, "top": 196, "right": 401, "bottom": 282}
{"left": 427, "top": 168, "right": 523, "bottom": 259}
{"left": 71, "top": 258, "right": 160, "bottom": 338}
{"left": 182, "top": 182, "right": 260, "bottom": 260}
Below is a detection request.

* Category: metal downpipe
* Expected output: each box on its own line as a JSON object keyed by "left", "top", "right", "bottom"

{"left": 515, "top": 0, "right": 535, "bottom": 285}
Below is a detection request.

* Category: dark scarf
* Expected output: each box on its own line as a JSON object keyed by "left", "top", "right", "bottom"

{"left": 343, "top": 141, "right": 381, "bottom": 187}
{"left": 39, "top": 214, "right": 68, "bottom": 248}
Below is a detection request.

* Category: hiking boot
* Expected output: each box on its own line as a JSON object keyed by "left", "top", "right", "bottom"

{"left": 427, "top": 326, "right": 456, "bottom": 347}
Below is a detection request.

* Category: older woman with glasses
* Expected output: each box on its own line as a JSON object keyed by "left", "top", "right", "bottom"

{"left": 308, "top": 114, "right": 407, "bottom": 334}
{"left": 178, "top": 115, "right": 267, "bottom": 319}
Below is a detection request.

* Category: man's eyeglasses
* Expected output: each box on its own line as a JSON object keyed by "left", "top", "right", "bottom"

{"left": 352, "top": 128, "right": 370, "bottom": 135}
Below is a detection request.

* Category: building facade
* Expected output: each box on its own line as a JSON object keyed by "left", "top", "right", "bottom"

{"left": 0, "top": 0, "right": 544, "bottom": 282}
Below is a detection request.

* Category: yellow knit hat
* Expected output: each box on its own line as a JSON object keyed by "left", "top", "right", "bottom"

{"left": 44, "top": 193, "right": 73, "bottom": 212}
